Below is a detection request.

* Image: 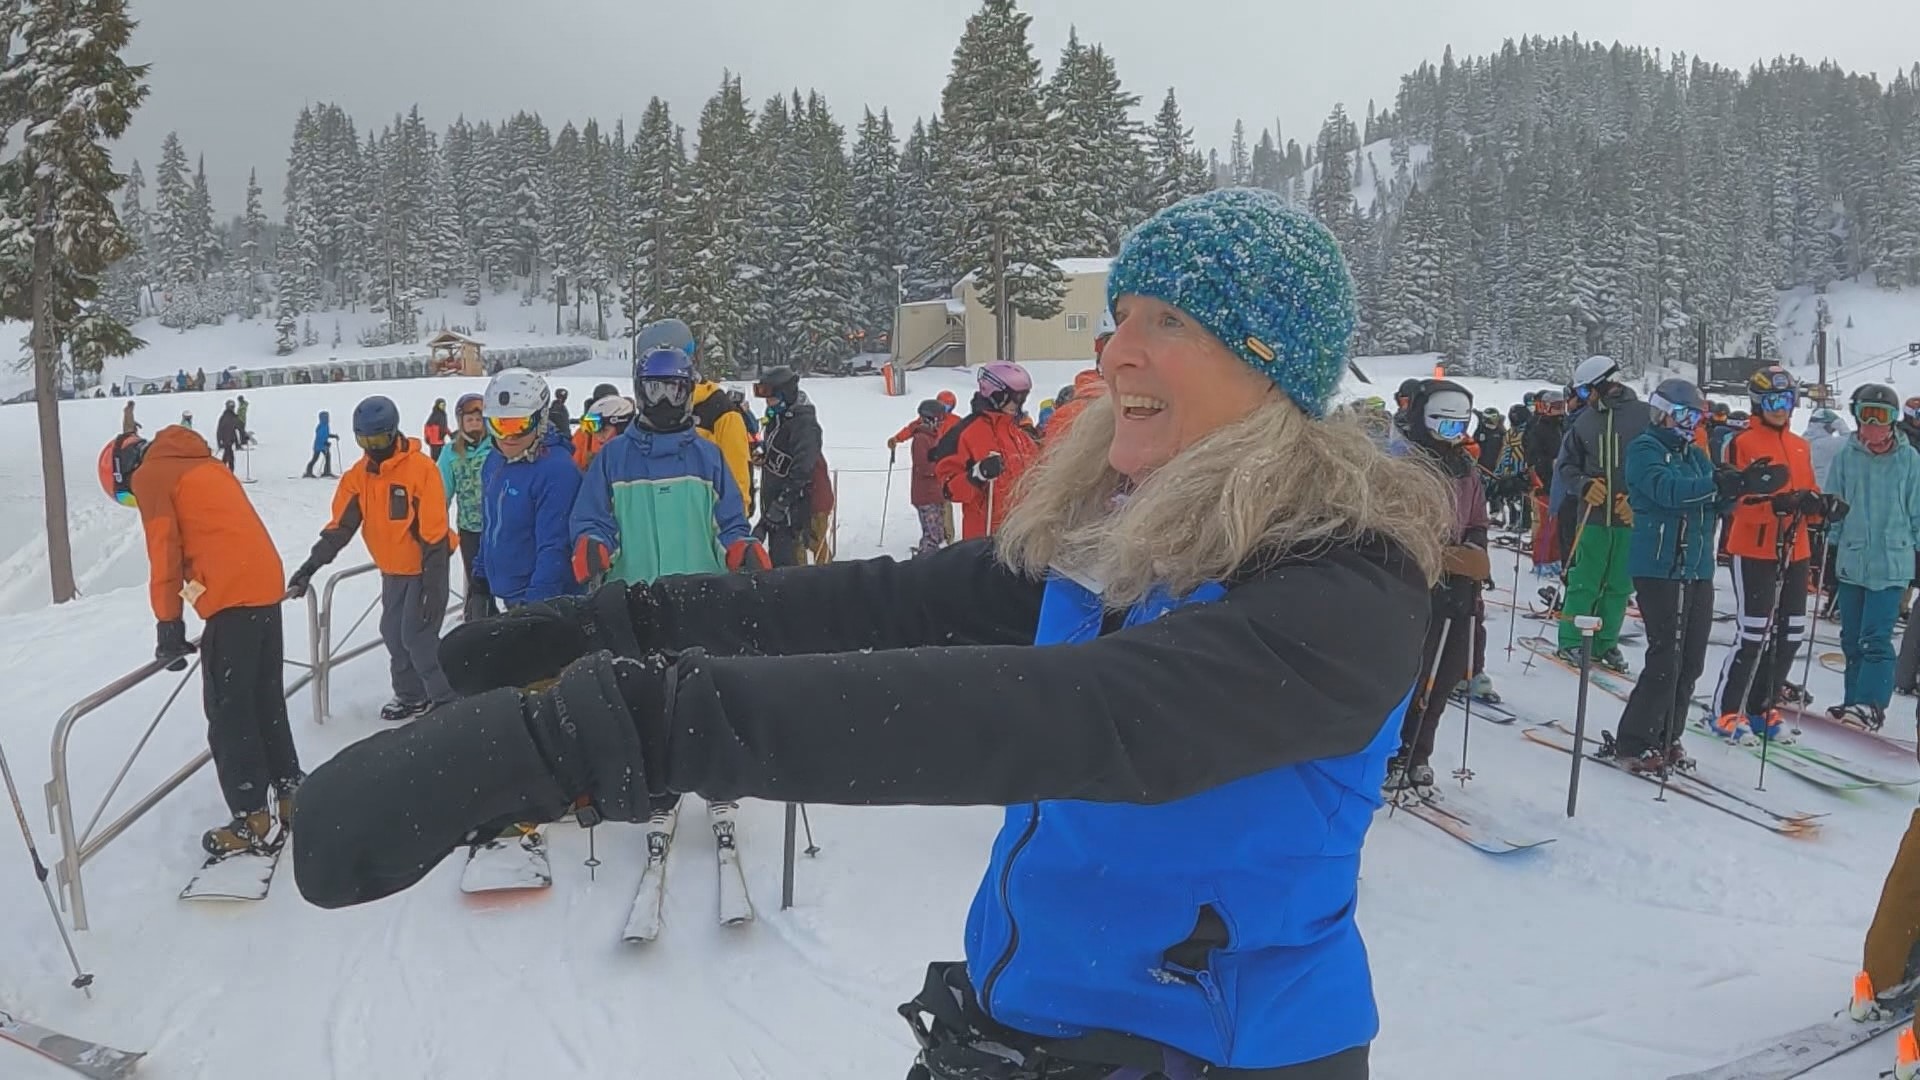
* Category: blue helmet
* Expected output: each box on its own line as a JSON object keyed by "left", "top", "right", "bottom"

{"left": 352, "top": 396, "right": 399, "bottom": 437}
{"left": 634, "top": 347, "right": 696, "bottom": 432}
{"left": 635, "top": 318, "right": 697, "bottom": 361}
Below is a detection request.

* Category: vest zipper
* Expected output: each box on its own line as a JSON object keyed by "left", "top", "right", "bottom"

{"left": 980, "top": 801, "right": 1041, "bottom": 1013}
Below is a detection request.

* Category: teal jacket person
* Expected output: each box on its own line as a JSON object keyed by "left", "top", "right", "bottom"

{"left": 1625, "top": 422, "right": 1724, "bottom": 581}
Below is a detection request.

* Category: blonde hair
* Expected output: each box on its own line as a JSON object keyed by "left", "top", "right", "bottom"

{"left": 995, "top": 396, "right": 1450, "bottom": 607}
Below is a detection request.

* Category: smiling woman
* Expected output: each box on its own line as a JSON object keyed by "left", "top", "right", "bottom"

{"left": 291, "top": 187, "right": 1453, "bottom": 1079}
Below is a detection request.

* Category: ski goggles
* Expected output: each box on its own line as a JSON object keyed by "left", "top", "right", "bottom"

{"left": 486, "top": 414, "right": 540, "bottom": 440}
{"left": 1430, "top": 417, "right": 1472, "bottom": 441}
{"left": 1856, "top": 402, "right": 1898, "bottom": 426}
{"left": 354, "top": 430, "right": 396, "bottom": 452}
{"left": 637, "top": 377, "right": 692, "bottom": 410}
{"left": 1666, "top": 403, "right": 1706, "bottom": 431}
{"left": 577, "top": 413, "right": 604, "bottom": 434}
{"left": 1754, "top": 390, "right": 1797, "bottom": 414}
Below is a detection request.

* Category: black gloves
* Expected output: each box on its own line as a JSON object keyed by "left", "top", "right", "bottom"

{"left": 1769, "top": 490, "right": 1824, "bottom": 516}
{"left": 420, "top": 541, "right": 451, "bottom": 620}
{"left": 761, "top": 498, "right": 796, "bottom": 530}
{"left": 1738, "top": 459, "right": 1789, "bottom": 497}
{"left": 1713, "top": 468, "right": 1744, "bottom": 500}
{"left": 293, "top": 652, "right": 661, "bottom": 910}
{"left": 1821, "top": 493, "right": 1851, "bottom": 522}
{"left": 971, "top": 452, "right": 1005, "bottom": 484}
{"left": 155, "top": 619, "right": 196, "bottom": 672}
{"left": 1434, "top": 574, "right": 1480, "bottom": 620}
{"left": 285, "top": 561, "right": 319, "bottom": 600}
{"left": 462, "top": 582, "right": 495, "bottom": 624}
{"left": 438, "top": 580, "right": 654, "bottom": 696}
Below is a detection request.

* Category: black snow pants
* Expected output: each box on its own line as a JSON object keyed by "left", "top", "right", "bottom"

{"left": 202, "top": 605, "right": 301, "bottom": 815}
{"left": 1615, "top": 578, "right": 1715, "bottom": 757}
{"left": 1712, "top": 556, "right": 1809, "bottom": 718}
{"left": 1397, "top": 602, "right": 1474, "bottom": 768}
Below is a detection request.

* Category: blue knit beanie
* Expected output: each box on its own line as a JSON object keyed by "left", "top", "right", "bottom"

{"left": 1106, "top": 188, "right": 1356, "bottom": 419}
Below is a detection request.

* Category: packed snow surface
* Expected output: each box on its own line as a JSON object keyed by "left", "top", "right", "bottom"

{"left": 0, "top": 356, "right": 1918, "bottom": 1078}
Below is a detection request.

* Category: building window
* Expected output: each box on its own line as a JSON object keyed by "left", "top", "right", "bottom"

{"left": 1066, "top": 313, "right": 1089, "bottom": 332}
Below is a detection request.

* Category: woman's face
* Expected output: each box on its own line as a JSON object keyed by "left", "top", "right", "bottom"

{"left": 459, "top": 409, "right": 483, "bottom": 437}
{"left": 1101, "top": 295, "right": 1277, "bottom": 480}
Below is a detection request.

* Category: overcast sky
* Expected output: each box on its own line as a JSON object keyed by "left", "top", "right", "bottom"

{"left": 122, "top": 0, "right": 1920, "bottom": 218}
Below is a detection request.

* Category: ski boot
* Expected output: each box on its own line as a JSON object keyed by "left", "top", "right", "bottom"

{"left": 273, "top": 772, "right": 304, "bottom": 831}
{"left": 1663, "top": 739, "right": 1696, "bottom": 774}
{"left": 1749, "top": 710, "right": 1797, "bottom": 745}
{"left": 1829, "top": 703, "right": 1886, "bottom": 732}
{"left": 1405, "top": 763, "right": 1437, "bottom": 799}
{"left": 380, "top": 697, "right": 431, "bottom": 723}
{"left": 1382, "top": 757, "right": 1411, "bottom": 799}
{"left": 1594, "top": 647, "right": 1631, "bottom": 675}
{"left": 1617, "top": 742, "right": 1668, "bottom": 776}
{"left": 1711, "top": 712, "right": 1758, "bottom": 746}
{"left": 1467, "top": 673, "right": 1500, "bottom": 704}
{"left": 1554, "top": 645, "right": 1587, "bottom": 668}
{"left": 1776, "top": 682, "right": 1815, "bottom": 708}
{"left": 202, "top": 810, "right": 276, "bottom": 857}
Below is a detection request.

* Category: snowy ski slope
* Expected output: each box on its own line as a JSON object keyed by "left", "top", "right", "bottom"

{"left": 1, "top": 358, "right": 1919, "bottom": 1078}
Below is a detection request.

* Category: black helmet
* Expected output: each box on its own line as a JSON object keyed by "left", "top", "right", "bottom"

{"left": 1852, "top": 382, "right": 1900, "bottom": 422}
{"left": 916, "top": 399, "right": 944, "bottom": 422}
{"left": 1395, "top": 377, "right": 1422, "bottom": 405}
{"left": 592, "top": 382, "right": 619, "bottom": 402}
{"left": 754, "top": 366, "right": 800, "bottom": 403}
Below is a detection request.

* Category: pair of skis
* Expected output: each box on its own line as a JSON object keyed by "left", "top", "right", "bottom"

{"left": 1385, "top": 787, "right": 1555, "bottom": 856}
{"left": 622, "top": 801, "right": 755, "bottom": 944}
{"left": 1666, "top": 984, "right": 1920, "bottom": 1079}
{"left": 0, "top": 1010, "right": 143, "bottom": 1080}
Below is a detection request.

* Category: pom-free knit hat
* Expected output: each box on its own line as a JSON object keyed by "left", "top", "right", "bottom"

{"left": 1106, "top": 188, "right": 1356, "bottom": 418}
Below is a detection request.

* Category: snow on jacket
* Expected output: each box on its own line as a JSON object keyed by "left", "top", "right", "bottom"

{"left": 1724, "top": 423, "right": 1819, "bottom": 563}
{"left": 570, "top": 422, "right": 751, "bottom": 585}
{"left": 935, "top": 398, "right": 1040, "bottom": 539}
{"left": 1625, "top": 424, "right": 1724, "bottom": 581}
{"left": 1825, "top": 437, "right": 1920, "bottom": 591}
{"left": 438, "top": 434, "right": 493, "bottom": 535}
{"left": 1554, "top": 385, "right": 1648, "bottom": 527}
{"left": 475, "top": 425, "right": 582, "bottom": 606}
{"left": 129, "top": 425, "right": 284, "bottom": 621}
{"left": 312, "top": 412, "right": 333, "bottom": 454}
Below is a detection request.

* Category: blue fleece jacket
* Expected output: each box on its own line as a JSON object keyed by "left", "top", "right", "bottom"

{"left": 475, "top": 426, "right": 584, "bottom": 606}
{"left": 312, "top": 412, "right": 332, "bottom": 453}
{"left": 570, "top": 423, "right": 751, "bottom": 585}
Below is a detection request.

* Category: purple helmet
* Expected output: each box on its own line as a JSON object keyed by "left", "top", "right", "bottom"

{"left": 976, "top": 361, "right": 1032, "bottom": 403}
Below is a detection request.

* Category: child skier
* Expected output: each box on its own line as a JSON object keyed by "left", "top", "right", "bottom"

{"left": 286, "top": 396, "right": 455, "bottom": 721}
{"left": 477, "top": 370, "right": 583, "bottom": 608}
{"left": 889, "top": 399, "right": 950, "bottom": 557}
{"left": 934, "top": 362, "right": 1039, "bottom": 540}
{"left": 302, "top": 410, "right": 337, "bottom": 478}
{"left": 438, "top": 393, "right": 496, "bottom": 622}
{"left": 105, "top": 425, "right": 303, "bottom": 857}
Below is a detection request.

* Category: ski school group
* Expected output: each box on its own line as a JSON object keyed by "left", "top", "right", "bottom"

{"left": 26, "top": 185, "right": 1920, "bottom": 1080}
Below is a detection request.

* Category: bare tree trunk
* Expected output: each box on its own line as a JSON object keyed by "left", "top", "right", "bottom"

{"left": 32, "top": 180, "right": 78, "bottom": 604}
{"left": 992, "top": 229, "right": 1011, "bottom": 361}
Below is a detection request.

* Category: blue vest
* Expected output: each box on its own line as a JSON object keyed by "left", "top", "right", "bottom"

{"left": 962, "top": 575, "right": 1408, "bottom": 1069}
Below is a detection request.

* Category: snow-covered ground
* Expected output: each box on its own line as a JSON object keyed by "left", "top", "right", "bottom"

{"left": 2, "top": 357, "right": 1919, "bottom": 1078}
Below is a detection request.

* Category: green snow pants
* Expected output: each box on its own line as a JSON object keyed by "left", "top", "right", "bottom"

{"left": 1558, "top": 522, "right": 1634, "bottom": 655}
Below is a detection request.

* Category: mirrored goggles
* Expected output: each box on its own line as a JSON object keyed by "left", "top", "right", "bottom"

{"left": 1755, "top": 390, "right": 1797, "bottom": 414}
{"left": 355, "top": 430, "right": 396, "bottom": 452}
{"left": 1857, "top": 402, "right": 1897, "bottom": 427}
{"left": 1430, "top": 417, "right": 1472, "bottom": 441}
{"left": 486, "top": 414, "right": 539, "bottom": 440}
{"left": 638, "top": 377, "right": 692, "bottom": 410}
{"left": 1668, "top": 404, "right": 1705, "bottom": 431}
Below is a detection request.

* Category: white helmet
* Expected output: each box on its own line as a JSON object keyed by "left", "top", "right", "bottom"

{"left": 1571, "top": 355, "right": 1620, "bottom": 390}
{"left": 588, "top": 395, "right": 636, "bottom": 424}
{"left": 483, "top": 368, "right": 551, "bottom": 420}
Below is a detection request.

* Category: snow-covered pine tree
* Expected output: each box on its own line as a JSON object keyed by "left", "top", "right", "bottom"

{"left": 1142, "top": 88, "right": 1208, "bottom": 218}
{"left": 788, "top": 91, "right": 859, "bottom": 372}
{"left": 1045, "top": 28, "right": 1144, "bottom": 256}
{"left": 680, "top": 74, "right": 756, "bottom": 372}
{"left": 153, "top": 131, "right": 194, "bottom": 285}
{"left": 626, "top": 96, "right": 688, "bottom": 336}
{"left": 1229, "top": 120, "right": 1251, "bottom": 187}
{"left": 544, "top": 120, "right": 587, "bottom": 332}
{"left": 190, "top": 155, "right": 220, "bottom": 279}
{"left": 0, "top": 0, "right": 149, "bottom": 602}
{"left": 895, "top": 117, "right": 949, "bottom": 303}
{"left": 848, "top": 107, "right": 901, "bottom": 348}
{"left": 240, "top": 167, "right": 265, "bottom": 314}
{"left": 937, "top": 0, "right": 1067, "bottom": 361}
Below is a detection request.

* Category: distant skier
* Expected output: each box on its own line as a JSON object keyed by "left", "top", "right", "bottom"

{"left": 1386, "top": 379, "right": 1489, "bottom": 796}
{"left": 102, "top": 425, "right": 302, "bottom": 856}
{"left": 422, "top": 398, "right": 450, "bottom": 461}
{"left": 1523, "top": 389, "right": 1567, "bottom": 575}
{"left": 215, "top": 401, "right": 241, "bottom": 470}
{"left": 475, "top": 370, "right": 583, "bottom": 608}
{"left": 547, "top": 387, "right": 573, "bottom": 435}
{"left": 235, "top": 395, "right": 251, "bottom": 445}
{"left": 284, "top": 395, "right": 455, "bottom": 721}
{"left": 438, "top": 393, "right": 495, "bottom": 622}
{"left": 891, "top": 399, "right": 951, "bottom": 557}
{"left": 753, "top": 365, "right": 825, "bottom": 566}
{"left": 303, "top": 410, "right": 338, "bottom": 478}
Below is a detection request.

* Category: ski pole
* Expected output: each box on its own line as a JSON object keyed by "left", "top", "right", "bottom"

{"left": 1456, "top": 604, "right": 1479, "bottom": 786}
{"left": 1797, "top": 532, "right": 1829, "bottom": 704}
{"left": 877, "top": 446, "right": 897, "bottom": 547}
{"left": 1567, "top": 615, "right": 1602, "bottom": 818}
{"left": 0, "top": 737, "right": 93, "bottom": 996}
{"left": 985, "top": 477, "right": 997, "bottom": 535}
{"left": 1505, "top": 541, "right": 1522, "bottom": 660}
{"left": 1733, "top": 510, "right": 1803, "bottom": 792}
{"left": 1389, "top": 614, "right": 1453, "bottom": 821}
{"left": 1656, "top": 514, "right": 1692, "bottom": 805}
{"left": 799, "top": 803, "right": 819, "bottom": 857}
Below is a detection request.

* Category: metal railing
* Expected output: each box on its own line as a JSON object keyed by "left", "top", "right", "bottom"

{"left": 45, "top": 563, "right": 457, "bottom": 930}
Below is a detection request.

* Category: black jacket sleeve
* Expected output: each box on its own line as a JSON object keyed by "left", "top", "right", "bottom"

{"left": 305, "top": 494, "right": 363, "bottom": 569}
{"left": 777, "top": 415, "right": 823, "bottom": 510}
{"left": 646, "top": 541, "right": 1430, "bottom": 807}
{"left": 644, "top": 539, "right": 1042, "bottom": 657}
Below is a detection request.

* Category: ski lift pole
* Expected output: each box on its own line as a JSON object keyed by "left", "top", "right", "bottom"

{"left": 1566, "top": 615, "right": 1602, "bottom": 818}
{"left": 0, "top": 737, "right": 93, "bottom": 996}
{"left": 877, "top": 446, "right": 897, "bottom": 547}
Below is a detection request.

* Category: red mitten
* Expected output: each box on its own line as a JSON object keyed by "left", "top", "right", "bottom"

{"left": 726, "top": 539, "right": 772, "bottom": 572}
{"left": 572, "top": 537, "right": 612, "bottom": 583}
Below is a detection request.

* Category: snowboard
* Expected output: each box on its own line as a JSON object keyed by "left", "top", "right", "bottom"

{"left": 0, "top": 1008, "right": 145, "bottom": 1080}
{"left": 180, "top": 848, "right": 280, "bottom": 902}
{"left": 460, "top": 828, "right": 552, "bottom": 894}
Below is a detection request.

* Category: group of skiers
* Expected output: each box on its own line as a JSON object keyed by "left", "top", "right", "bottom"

{"left": 886, "top": 332, "right": 1108, "bottom": 557}
{"left": 98, "top": 315, "right": 832, "bottom": 859}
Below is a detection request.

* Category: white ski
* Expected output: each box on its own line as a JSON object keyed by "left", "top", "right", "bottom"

{"left": 0, "top": 1008, "right": 145, "bottom": 1080}
{"left": 710, "top": 801, "right": 755, "bottom": 927}
{"left": 459, "top": 827, "right": 551, "bottom": 893}
{"left": 621, "top": 805, "right": 680, "bottom": 944}
{"left": 180, "top": 848, "right": 279, "bottom": 902}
